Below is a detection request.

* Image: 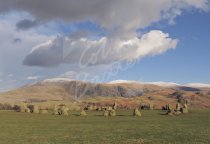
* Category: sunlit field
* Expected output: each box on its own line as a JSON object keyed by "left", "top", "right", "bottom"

{"left": 0, "top": 109, "right": 210, "bottom": 144}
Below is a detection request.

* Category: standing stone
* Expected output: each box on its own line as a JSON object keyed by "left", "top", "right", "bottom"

{"left": 133, "top": 108, "right": 141, "bottom": 117}
{"left": 103, "top": 110, "right": 109, "bottom": 117}
{"left": 53, "top": 105, "right": 59, "bottom": 115}
{"left": 168, "top": 104, "right": 172, "bottom": 111}
{"left": 183, "top": 103, "right": 188, "bottom": 113}
{"left": 109, "top": 110, "right": 116, "bottom": 116}
{"left": 80, "top": 110, "right": 87, "bottom": 116}
{"left": 19, "top": 103, "right": 27, "bottom": 113}
{"left": 112, "top": 102, "right": 117, "bottom": 110}
{"left": 166, "top": 104, "right": 174, "bottom": 115}
{"left": 32, "top": 105, "right": 40, "bottom": 114}
{"left": 61, "top": 106, "right": 69, "bottom": 116}
{"left": 25, "top": 108, "right": 31, "bottom": 113}
{"left": 176, "top": 103, "right": 181, "bottom": 112}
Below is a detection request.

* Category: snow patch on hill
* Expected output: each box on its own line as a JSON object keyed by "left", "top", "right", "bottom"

{"left": 108, "top": 80, "right": 180, "bottom": 87}
{"left": 185, "top": 83, "right": 210, "bottom": 88}
{"left": 42, "top": 78, "right": 210, "bottom": 89}
{"left": 145, "top": 81, "right": 180, "bottom": 87}
{"left": 43, "top": 78, "right": 75, "bottom": 83}
{"left": 108, "top": 80, "right": 139, "bottom": 84}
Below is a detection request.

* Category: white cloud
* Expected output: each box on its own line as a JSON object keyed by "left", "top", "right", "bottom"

{"left": 27, "top": 76, "right": 42, "bottom": 80}
{"left": 0, "top": 13, "right": 53, "bottom": 90}
{"left": 0, "top": 13, "right": 53, "bottom": 68}
{"left": 23, "top": 30, "right": 178, "bottom": 67}
{"left": 59, "top": 71, "right": 77, "bottom": 79}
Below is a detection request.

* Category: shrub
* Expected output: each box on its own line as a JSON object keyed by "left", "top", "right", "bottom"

{"left": 28, "top": 105, "right": 39, "bottom": 114}
{"left": 162, "top": 106, "right": 167, "bottom": 110}
{"left": 93, "top": 106, "right": 98, "bottom": 110}
{"left": 87, "top": 105, "right": 94, "bottom": 111}
{"left": 96, "top": 107, "right": 102, "bottom": 111}
{"left": 13, "top": 105, "right": 21, "bottom": 111}
{"left": 101, "top": 107, "right": 107, "bottom": 111}
{"left": 0, "top": 103, "right": 13, "bottom": 110}
{"left": 39, "top": 109, "right": 48, "bottom": 114}
{"left": 164, "top": 105, "right": 168, "bottom": 110}
{"left": 86, "top": 105, "right": 98, "bottom": 111}
{"left": 75, "top": 106, "right": 81, "bottom": 111}
{"left": 140, "top": 103, "right": 153, "bottom": 110}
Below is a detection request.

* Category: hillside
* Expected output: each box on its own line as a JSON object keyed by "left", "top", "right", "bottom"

{"left": 0, "top": 78, "right": 210, "bottom": 109}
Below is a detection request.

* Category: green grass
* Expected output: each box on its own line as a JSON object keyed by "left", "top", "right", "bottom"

{"left": 0, "top": 109, "right": 210, "bottom": 144}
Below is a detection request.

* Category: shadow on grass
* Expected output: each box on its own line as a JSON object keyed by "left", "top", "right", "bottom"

{"left": 160, "top": 113, "right": 168, "bottom": 115}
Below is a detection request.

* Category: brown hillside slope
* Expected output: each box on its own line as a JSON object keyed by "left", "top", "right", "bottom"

{"left": 0, "top": 80, "right": 210, "bottom": 109}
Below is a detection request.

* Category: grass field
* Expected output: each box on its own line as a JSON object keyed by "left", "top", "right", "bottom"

{"left": 0, "top": 109, "right": 210, "bottom": 144}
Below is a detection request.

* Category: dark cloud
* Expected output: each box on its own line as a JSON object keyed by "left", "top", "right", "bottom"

{"left": 16, "top": 19, "right": 38, "bottom": 30}
{"left": 23, "top": 37, "right": 63, "bottom": 67}
{"left": 0, "top": 0, "right": 208, "bottom": 33}
{"left": 13, "top": 38, "right": 22, "bottom": 43}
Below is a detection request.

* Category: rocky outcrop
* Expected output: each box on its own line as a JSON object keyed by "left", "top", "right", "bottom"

{"left": 52, "top": 81, "right": 144, "bottom": 99}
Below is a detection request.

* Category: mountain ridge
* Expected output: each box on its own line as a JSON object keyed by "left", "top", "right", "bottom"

{"left": 0, "top": 78, "right": 210, "bottom": 108}
{"left": 40, "top": 78, "right": 210, "bottom": 88}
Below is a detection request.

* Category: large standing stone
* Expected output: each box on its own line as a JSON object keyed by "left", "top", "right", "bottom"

{"left": 133, "top": 108, "right": 141, "bottom": 117}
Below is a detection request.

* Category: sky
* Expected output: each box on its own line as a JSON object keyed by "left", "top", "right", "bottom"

{"left": 0, "top": 0, "right": 209, "bottom": 91}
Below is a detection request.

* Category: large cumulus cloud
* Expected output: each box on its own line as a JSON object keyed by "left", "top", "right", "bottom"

{"left": 23, "top": 30, "right": 178, "bottom": 67}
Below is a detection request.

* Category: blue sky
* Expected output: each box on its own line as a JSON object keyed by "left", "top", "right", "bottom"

{"left": 0, "top": 0, "right": 209, "bottom": 91}
{"left": 115, "top": 11, "right": 210, "bottom": 84}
